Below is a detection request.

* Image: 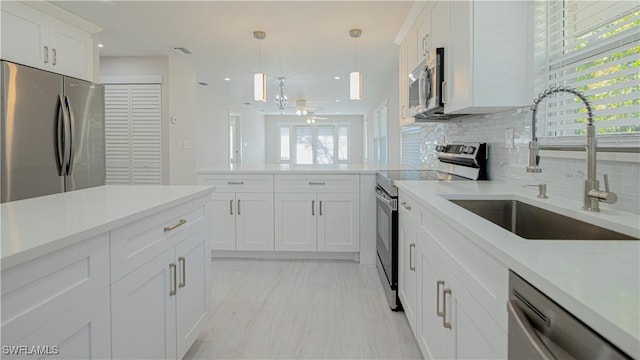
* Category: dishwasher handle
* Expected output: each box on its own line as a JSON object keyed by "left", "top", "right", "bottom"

{"left": 507, "top": 300, "right": 555, "bottom": 360}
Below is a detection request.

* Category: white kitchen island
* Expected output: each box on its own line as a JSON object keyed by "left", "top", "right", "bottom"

{"left": 1, "top": 185, "right": 215, "bottom": 360}
{"left": 394, "top": 180, "right": 640, "bottom": 358}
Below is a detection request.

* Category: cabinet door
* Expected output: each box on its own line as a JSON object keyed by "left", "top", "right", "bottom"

{"left": 416, "top": 4, "right": 429, "bottom": 61}
{"left": 210, "top": 192, "right": 237, "bottom": 250}
{"left": 0, "top": 2, "right": 48, "bottom": 70}
{"left": 398, "top": 39, "right": 411, "bottom": 126}
{"left": 274, "top": 193, "right": 317, "bottom": 251}
{"left": 418, "top": 240, "right": 448, "bottom": 359}
{"left": 176, "top": 227, "right": 211, "bottom": 359}
{"left": 449, "top": 280, "right": 507, "bottom": 359}
{"left": 317, "top": 193, "right": 360, "bottom": 252}
{"left": 49, "top": 18, "right": 93, "bottom": 81}
{"left": 4, "top": 288, "right": 111, "bottom": 360}
{"left": 398, "top": 213, "right": 418, "bottom": 334}
{"left": 406, "top": 16, "right": 419, "bottom": 71}
{"left": 429, "top": 1, "right": 449, "bottom": 50}
{"left": 112, "top": 249, "right": 177, "bottom": 360}
{"left": 236, "top": 192, "right": 274, "bottom": 250}
{"left": 445, "top": 0, "right": 472, "bottom": 113}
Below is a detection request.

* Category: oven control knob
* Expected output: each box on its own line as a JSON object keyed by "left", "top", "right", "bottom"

{"left": 436, "top": 145, "right": 445, "bottom": 152}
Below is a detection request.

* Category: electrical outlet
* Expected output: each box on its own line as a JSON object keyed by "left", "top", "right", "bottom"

{"left": 505, "top": 128, "right": 515, "bottom": 149}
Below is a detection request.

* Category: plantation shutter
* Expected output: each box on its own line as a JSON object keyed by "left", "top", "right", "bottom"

{"left": 105, "top": 84, "right": 162, "bottom": 184}
{"left": 536, "top": 1, "right": 640, "bottom": 140}
{"left": 401, "top": 126, "right": 422, "bottom": 167}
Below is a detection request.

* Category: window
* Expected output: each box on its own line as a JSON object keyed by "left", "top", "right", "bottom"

{"left": 535, "top": 1, "right": 639, "bottom": 143}
{"left": 372, "top": 101, "right": 388, "bottom": 164}
{"left": 277, "top": 123, "right": 350, "bottom": 164}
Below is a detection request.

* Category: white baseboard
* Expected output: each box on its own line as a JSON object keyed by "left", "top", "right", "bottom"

{"left": 212, "top": 250, "right": 360, "bottom": 262}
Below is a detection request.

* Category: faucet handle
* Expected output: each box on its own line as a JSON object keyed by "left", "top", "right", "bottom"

{"left": 603, "top": 174, "right": 611, "bottom": 192}
{"left": 522, "top": 184, "right": 548, "bottom": 199}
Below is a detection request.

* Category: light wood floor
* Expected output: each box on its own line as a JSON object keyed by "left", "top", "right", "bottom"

{"left": 184, "top": 259, "right": 422, "bottom": 359}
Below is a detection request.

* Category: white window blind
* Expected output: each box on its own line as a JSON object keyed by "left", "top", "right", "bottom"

{"left": 105, "top": 84, "right": 162, "bottom": 184}
{"left": 536, "top": 1, "right": 639, "bottom": 141}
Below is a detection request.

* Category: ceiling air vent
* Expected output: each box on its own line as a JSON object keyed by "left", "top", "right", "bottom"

{"left": 173, "top": 47, "right": 192, "bottom": 56}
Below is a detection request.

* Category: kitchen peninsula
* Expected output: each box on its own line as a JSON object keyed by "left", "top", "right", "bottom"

{"left": 1, "top": 185, "right": 215, "bottom": 359}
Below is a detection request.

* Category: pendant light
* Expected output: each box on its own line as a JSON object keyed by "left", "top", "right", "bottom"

{"left": 349, "top": 28, "right": 362, "bottom": 100}
{"left": 253, "top": 31, "right": 266, "bottom": 102}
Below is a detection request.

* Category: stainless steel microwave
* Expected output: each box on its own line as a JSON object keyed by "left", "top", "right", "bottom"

{"left": 408, "top": 47, "right": 449, "bottom": 120}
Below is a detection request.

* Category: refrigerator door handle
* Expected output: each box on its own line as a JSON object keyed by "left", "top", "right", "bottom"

{"left": 65, "top": 95, "right": 75, "bottom": 175}
{"left": 58, "top": 94, "right": 72, "bottom": 177}
{"left": 55, "top": 95, "right": 65, "bottom": 175}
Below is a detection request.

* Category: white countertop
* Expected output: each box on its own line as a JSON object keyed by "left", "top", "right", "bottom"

{"left": 1, "top": 185, "right": 215, "bottom": 269}
{"left": 394, "top": 180, "right": 640, "bottom": 356}
{"left": 196, "top": 163, "right": 415, "bottom": 174}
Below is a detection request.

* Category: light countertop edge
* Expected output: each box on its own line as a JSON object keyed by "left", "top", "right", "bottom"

{"left": 1, "top": 185, "right": 216, "bottom": 269}
{"left": 394, "top": 180, "right": 640, "bottom": 357}
{"left": 196, "top": 163, "right": 419, "bottom": 174}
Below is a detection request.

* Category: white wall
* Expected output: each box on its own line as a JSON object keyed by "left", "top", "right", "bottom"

{"left": 167, "top": 56, "right": 197, "bottom": 184}
{"left": 101, "top": 55, "right": 198, "bottom": 184}
{"left": 195, "top": 85, "right": 266, "bottom": 168}
{"left": 265, "top": 115, "right": 364, "bottom": 164}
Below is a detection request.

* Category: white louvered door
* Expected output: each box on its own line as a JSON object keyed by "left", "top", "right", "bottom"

{"left": 105, "top": 84, "right": 162, "bottom": 184}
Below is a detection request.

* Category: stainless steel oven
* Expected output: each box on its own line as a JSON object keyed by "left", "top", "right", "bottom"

{"left": 375, "top": 143, "right": 487, "bottom": 311}
{"left": 375, "top": 185, "right": 399, "bottom": 309}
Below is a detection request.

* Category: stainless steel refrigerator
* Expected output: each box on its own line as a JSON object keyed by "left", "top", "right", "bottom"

{"left": 1, "top": 61, "right": 105, "bottom": 203}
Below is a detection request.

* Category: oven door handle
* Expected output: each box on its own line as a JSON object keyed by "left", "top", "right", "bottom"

{"left": 376, "top": 190, "right": 397, "bottom": 211}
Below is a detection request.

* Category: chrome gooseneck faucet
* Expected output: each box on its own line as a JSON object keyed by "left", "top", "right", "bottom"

{"left": 528, "top": 86, "right": 617, "bottom": 212}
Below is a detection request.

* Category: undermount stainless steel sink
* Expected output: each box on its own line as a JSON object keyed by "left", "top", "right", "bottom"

{"left": 449, "top": 199, "right": 638, "bottom": 240}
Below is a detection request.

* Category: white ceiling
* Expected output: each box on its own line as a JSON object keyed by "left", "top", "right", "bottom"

{"left": 52, "top": 1, "right": 414, "bottom": 115}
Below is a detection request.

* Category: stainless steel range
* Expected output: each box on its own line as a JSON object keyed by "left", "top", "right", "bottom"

{"left": 375, "top": 143, "right": 487, "bottom": 310}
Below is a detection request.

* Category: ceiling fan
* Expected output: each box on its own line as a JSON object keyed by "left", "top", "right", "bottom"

{"left": 304, "top": 111, "right": 328, "bottom": 124}
{"left": 287, "top": 99, "right": 321, "bottom": 115}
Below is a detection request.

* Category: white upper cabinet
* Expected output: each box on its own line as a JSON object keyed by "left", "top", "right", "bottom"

{"left": 445, "top": 0, "right": 532, "bottom": 114}
{"left": 1, "top": 1, "right": 97, "bottom": 81}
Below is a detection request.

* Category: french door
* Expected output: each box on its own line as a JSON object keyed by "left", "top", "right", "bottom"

{"left": 292, "top": 126, "right": 335, "bottom": 165}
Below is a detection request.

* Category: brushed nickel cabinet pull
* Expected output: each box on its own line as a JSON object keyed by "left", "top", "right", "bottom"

{"left": 227, "top": 181, "right": 244, "bottom": 185}
{"left": 309, "top": 181, "right": 325, "bottom": 185}
{"left": 409, "top": 243, "right": 415, "bottom": 271}
{"left": 230, "top": 199, "right": 234, "bottom": 215}
{"left": 436, "top": 280, "right": 445, "bottom": 317}
{"left": 319, "top": 200, "right": 323, "bottom": 215}
{"left": 44, "top": 46, "right": 49, "bottom": 64}
{"left": 443, "top": 288, "right": 452, "bottom": 329}
{"left": 169, "top": 263, "right": 177, "bottom": 296}
{"left": 237, "top": 199, "right": 241, "bottom": 215}
{"left": 178, "top": 257, "right": 186, "bottom": 288}
{"left": 164, "top": 219, "right": 187, "bottom": 232}
{"left": 312, "top": 200, "right": 315, "bottom": 216}
{"left": 52, "top": 48, "right": 57, "bottom": 66}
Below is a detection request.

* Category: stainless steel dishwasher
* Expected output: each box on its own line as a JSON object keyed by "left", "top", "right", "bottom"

{"left": 508, "top": 270, "right": 631, "bottom": 359}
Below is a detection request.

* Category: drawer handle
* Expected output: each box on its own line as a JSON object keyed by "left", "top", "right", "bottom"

{"left": 436, "top": 280, "right": 445, "bottom": 317}
{"left": 227, "top": 181, "right": 244, "bottom": 185}
{"left": 178, "top": 257, "right": 186, "bottom": 288}
{"left": 443, "top": 288, "right": 452, "bottom": 329}
{"left": 164, "top": 219, "right": 187, "bottom": 232}
{"left": 169, "top": 263, "right": 177, "bottom": 296}
{"left": 309, "top": 181, "right": 325, "bottom": 185}
{"left": 401, "top": 202, "right": 412, "bottom": 211}
{"left": 409, "top": 243, "right": 415, "bottom": 271}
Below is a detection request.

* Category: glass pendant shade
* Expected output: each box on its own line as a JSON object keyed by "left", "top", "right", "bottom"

{"left": 350, "top": 71, "right": 362, "bottom": 100}
{"left": 254, "top": 73, "right": 266, "bottom": 102}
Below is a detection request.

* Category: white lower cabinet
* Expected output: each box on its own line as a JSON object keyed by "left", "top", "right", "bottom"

{"left": 210, "top": 192, "right": 274, "bottom": 251}
{"left": 398, "top": 190, "right": 507, "bottom": 360}
{"left": 275, "top": 193, "right": 359, "bottom": 252}
{"left": 111, "top": 204, "right": 211, "bottom": 360}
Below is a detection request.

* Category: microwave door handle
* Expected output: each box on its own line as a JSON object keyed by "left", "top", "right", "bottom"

{"left": 507, "top": 300, "right": 555, "bottom": 360}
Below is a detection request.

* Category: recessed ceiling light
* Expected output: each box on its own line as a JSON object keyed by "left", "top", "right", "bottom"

{"left": 224, "top": 77, "right": 231, "bottom": 81}
{"left": 336, "top": 111, "right": 341, "bottom": 114}
{"left": 336, "top": 99, "right": 341, "bottom": 103}
{"left": 98, "top": 43, "right": 104, "bottom": 48}
{"left": 334, "top": 76, "right": 341, "bottom": 80}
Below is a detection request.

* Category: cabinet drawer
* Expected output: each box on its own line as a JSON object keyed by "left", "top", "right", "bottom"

{"left": 198, "top": 174, "right": 273, "bottom": 193}
{"left": 110, "top": 198, "right": 207, "bottom": 282}
{"left": 1, "top": 233, "right": 109, "bottom": 346}
{"left": 275, "top": 174, "right": 359, "bottom": 193}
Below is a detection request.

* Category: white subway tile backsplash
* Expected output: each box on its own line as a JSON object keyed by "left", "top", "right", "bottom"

{"left": 403, "top": 108, "right": 640, "bottom": 214}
